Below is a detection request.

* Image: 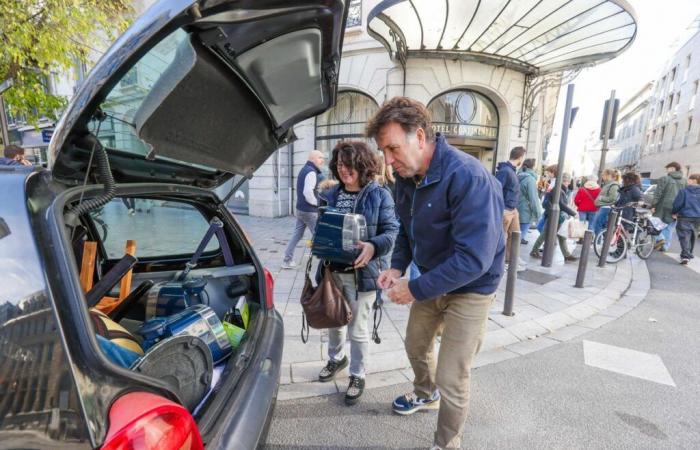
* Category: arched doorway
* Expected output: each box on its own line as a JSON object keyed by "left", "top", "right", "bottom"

{"left": 315, "top": 90, "right": 379, "bottom": 167}
{"left": 427, "top": 90, "right": 499, "bottom": 172}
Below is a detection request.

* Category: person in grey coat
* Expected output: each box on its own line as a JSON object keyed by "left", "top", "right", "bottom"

{"left": 516, "top": 158, "right": 542, "bottom": 245}
{"left": 652, "top": 161, "right": 688, "bottom": 252}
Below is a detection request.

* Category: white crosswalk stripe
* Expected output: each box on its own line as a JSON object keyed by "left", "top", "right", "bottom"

{"left": 583, "top": 340, "right": 676, "bottom": 387}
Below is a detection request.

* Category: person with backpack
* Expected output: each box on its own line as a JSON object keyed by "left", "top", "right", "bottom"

{"left": 315, "top": 141, "right": 398, "bottom": 406}
{"left": 517, "top": 158, "right": 542, "bottom": 244}
{"left": 652, "top": 162, "right": 688, "bottom": 252}
{"left": 574, "top": 174, "right": 601, "bottom": 230}
{"left": 672, "top": 173, "right": 700, "bottom": 264}
{"left": 615, "top": 172, "right": 643, "bottom": 222}
{"left": 592, "top": 169, "right": 621, "bottom": 237}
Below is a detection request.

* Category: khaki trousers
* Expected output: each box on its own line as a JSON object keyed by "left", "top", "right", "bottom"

{"left": 405, "top": 292, "right": 494, "bottom": 449}
{"left": 502, "top": 209, "right": 520, "bottom": 263}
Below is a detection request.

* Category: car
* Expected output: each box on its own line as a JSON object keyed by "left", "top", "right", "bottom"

{"left": 0, "top": 1, "right": 348, "bottom": 449}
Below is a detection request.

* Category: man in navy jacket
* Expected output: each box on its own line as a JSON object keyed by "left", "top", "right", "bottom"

{"left": 369, "top": 97, "right": 505, "bottom": 450}
{"left": 672, "top": 173, "right": 700, "bottom": 264}
{"left": 495, "top": 146, "right": 526, "bottom": 267}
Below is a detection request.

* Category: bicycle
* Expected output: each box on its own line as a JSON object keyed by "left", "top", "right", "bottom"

{"left": 593, "top": 202, "right": 659, "bottom": 263}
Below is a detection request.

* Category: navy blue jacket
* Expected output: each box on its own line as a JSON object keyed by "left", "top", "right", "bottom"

{"left": 615, "top": 184, "right": 642, "bottom": 222}
{"left": 391, "top": 134, "right": 505, "bottom": 300}
{"left": 542, "top": 186, "right": 576, "bottom": 225}
{"left": 495, "top": 161, "right": 520, "bottom": 210}
{"left": 0, "top": 157, "right": 22, "bottom": 166}
{"left": 672, "top": 184, "right": 700, "bottom": 218}
{"left": 318, "top": 181, "right": 399, "bottom": 292}
{"left": 296, "top": 161, "right": 323, "bottom": 213}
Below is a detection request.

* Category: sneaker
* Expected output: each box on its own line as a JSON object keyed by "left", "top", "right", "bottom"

{"left": 681, "top": 258, "right": 690, "bottom": 265}
{"left": 128, "top": 208, "right": 135, "bottom": 216}
{"left": 521, "top": 239, "right": 529, "bottom": 245}
{"left": 318, "top": 356, "right": 348, "bottom": 382}
{"left": 281, "top": 260, "right": 298, "bottom": 269}
{"left": 653, "top": 240, "right": 665, "bottom": 251}
{"left": 344, "top": 375, "right": 365, "bottom": 405}
{"left": 564, "top": 255, "right": 579, "bottom": 262}
{"left": 529, "top": 250, "right": 542, "bottom": 259}
{"left": 517, "top": 263, "right": 527, "bottom": 272}
{"left": 392, "top": 391, "right": 440, "bottom": 415}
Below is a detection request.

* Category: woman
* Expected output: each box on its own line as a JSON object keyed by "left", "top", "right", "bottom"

{"left": 316, "top": 141, "right": 398, "bottom": 405}
{"left": 533, "top": 165, "right": 557, "bottom": 239}
{"left": 616, "top": 172, "right": 643, "bottom": 223}
{"left": 517, "top": 158, "right": 542, "bottom": 245}
{"left": 574, "top": 174, "right": 601, "bottom": 230}
{"left": 592, "top": 169, "right": 621, "bottom": 236}
{"left": 530, "top": 171, "right": 578, "bottom": 262}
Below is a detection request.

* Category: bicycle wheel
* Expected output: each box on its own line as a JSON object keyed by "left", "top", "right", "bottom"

{"left": 594, "top": 229, "right": 628, "bottom": 263}
{"left": 635, "top": 230, "right": 654, "bottom": 259}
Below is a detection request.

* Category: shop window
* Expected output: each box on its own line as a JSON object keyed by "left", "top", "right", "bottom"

{"left": 315, "top": 91, "right": 379, "bottom": 159}
{"left": 427, "top": 90, "right": 498, "bottom": 141}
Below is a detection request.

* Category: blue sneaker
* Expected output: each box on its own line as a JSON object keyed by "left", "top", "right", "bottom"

{"left": 392, "top": 391, "right": 440, "bottom": 415}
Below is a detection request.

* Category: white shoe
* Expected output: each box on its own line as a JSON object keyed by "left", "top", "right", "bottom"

{"left": 517, "top": 263, "right": 527, "bottom": 272}
{"left": 281, "top": 260, "right": 298, "bottom": 269}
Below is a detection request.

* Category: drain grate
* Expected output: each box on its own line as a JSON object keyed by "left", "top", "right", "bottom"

{"left": 517, "top": 269, "right": 559, "bottom": 285}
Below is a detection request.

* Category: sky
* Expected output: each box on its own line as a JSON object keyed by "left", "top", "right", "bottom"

{"left": 546, "top": 0, "right": 700, "bottom": 175}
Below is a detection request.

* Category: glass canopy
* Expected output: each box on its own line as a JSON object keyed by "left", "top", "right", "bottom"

{"left": 367, "top": 0, "right": 637, "bottom": 74}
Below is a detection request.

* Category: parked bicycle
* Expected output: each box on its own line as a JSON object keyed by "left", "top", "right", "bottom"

{"left": 593, "top": 202, "right": 661, "bottom": 263}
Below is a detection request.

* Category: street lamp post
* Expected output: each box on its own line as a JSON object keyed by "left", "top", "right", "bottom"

{"left": 542, "top": 83, "right": 575, "bottom": 268}
{"left": 597, "top": 89, "right": 617, "bottom": 180}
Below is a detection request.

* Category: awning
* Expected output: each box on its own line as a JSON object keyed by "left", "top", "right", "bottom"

{"left": 367, "top": 0, "right": 637, "bottom": 74}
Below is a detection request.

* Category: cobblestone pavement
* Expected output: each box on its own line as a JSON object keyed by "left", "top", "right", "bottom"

{"left": 236, "top": 214, "right": 648, "bottom": 400}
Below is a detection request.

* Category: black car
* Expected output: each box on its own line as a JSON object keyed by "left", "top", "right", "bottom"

{"left": 0, "top": 1, "right": 348, "bottom": 448}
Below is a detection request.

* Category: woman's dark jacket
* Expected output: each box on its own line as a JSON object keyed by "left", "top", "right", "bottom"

{"left": 542, "top": 186, "right": 576, "bottom": 225}
{"left": 615, "top": 184, "right": 642, "bottom": 222}
{"left": 317, "top": 181, "right": 399, "bottom": 292}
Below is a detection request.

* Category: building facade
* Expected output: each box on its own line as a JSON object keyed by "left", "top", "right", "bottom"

{"left": 638, "top": 25, "right": 700, "bottom": 178}
{"left": 611, "top": 82, "right": 654, "bottom": 171}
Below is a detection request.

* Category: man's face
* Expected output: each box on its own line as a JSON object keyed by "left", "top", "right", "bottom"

{"left": 311, "top": 153, "right": 326, "bottom": 168}
{"left": 666, "top": 166, "right": 676, "bottom": 174}
{"left": 376, "top": 122, "right": 425, "bottom": 178}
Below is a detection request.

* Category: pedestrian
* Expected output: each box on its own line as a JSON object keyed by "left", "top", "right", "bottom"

{"left": 282, "top": 150, "right": 327, "bottom": 269}
{"left": 315, "top": 141, "right": 398, "bottom": 406}
{"left": 533, "top": 165, "right": 558, "bottom": 240}
{"left": 672, "top": 173, "right": 700, "bottom": 264}
{"left": 517, "top": 158, "right": 542, "bottom": 245}
{"left": 529, "top": 171, "right": 578, "bottom": 262}
{"left": 592, "top": 168, "right": 620, "bottom": 236}
{"left": 495, "top": 146, "right": 526, "bottom": 270}
{"left": 615, "top": 172, "right": 642, "bottom": 223}
{"left": 369, "top": 97, "right": 505, "bottom": 450}
{"left": 121, "top": 198, "right": 136, "bottom": 216}
{"left": 652, "top": 161, "right": 687, "bottom": 252}
{"left": 574, "top": 174, "right": 601, "bottom": 230}
{"left": 0, "top": 144, "right": 31, "bottom": 166}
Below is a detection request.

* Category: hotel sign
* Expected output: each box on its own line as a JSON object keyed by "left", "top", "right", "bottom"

{"left": 431, "top": 123, "right": 497, "bottom": 139}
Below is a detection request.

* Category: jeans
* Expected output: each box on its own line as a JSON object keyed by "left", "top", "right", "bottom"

{"left": 593, "top": 207, "right": 611, "bottom": 236}
{"left": 405, "top": 292, "right": 494, "bottom": 449}
{"left": 327, "top": 272, "right": 375, "bottom": 378}
{"left": 283, "top": 209, "right": 318, "bottom": 263}
{"left": 677, "top": 218, "right": 700, "bottom": 259}
{"left": 578, "top": 211, "right": 596, "bottom": 230}
{"left": 657, "top": 221, "right": 677, "bottom": 251}
{"left": 520, "top": 222, "right": 531, "bottom": 241}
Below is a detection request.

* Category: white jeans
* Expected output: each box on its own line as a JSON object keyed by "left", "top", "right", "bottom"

{"left": 327, "top": 272, "right": 375, "bottom": 378}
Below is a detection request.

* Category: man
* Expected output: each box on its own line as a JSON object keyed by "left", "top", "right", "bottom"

{"left": 672, "top": 173, "right": 700, "bottom": 265}
{"left": 495, "top": 146, "right": 526, "bottom": 270}
{"left": 369, "top": 97, "right": 505, "bottom": 450}
{"left": 0, "top": 145, "right": 31, "bottom": 166}
{"left": 282, "top": 150, "right": 326, "bottom": 269}
{"left": 652, "top": 161, "right": 687, "bottom": 252}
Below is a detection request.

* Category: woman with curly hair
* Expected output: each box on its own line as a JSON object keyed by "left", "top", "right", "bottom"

{"left": 315, "top": 141, "right": 399, "bottom": 405}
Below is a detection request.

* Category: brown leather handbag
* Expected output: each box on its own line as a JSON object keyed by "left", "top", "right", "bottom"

{"left": 300, "top": 258, "right": 353, "bottom": 343}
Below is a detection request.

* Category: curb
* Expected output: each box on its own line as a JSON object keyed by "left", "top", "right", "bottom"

{"left": 277, "top": 257, "right": 651, "bottom": 401}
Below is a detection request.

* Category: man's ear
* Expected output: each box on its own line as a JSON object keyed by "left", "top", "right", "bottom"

{"left": 415, "top": 127, "right": 426, "bottom": 149}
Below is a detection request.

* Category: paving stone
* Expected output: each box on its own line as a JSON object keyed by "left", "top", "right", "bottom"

{"left": 505, "top": 336, "right": 559, "bottom": 355}
{"left": 503, "top": 320, "right": 549, "bottom": 341}
{"left": 598, "top": 304, "right": 635, "bottom": 318}
{"left": 534, "top": 311, "right": 578, "bottom": 332}
{"left": 277, "top": 380, "right": 339, "bottom": 401}
{"left": 481, "top": 328, "right": 520, "bottom": 352}
{"left": 367, "top": 349, "right": 410, "bottom": 373}
{"left": 280, "top": 364, "right": 292, "bottom": 385}
{"left": 291, "top": 360, "right": 343, "bottom": 384}
{"left": 473, "top": 348, "right": 520, "bottom": 368}
{"left": 364, "top": 370, "right": 411, "bottom": 389}
{"left": 564, "top": 303, "right": 599, "bottom": 321}
{"left": 547, "top": 325, "right": 593, "bottom": 342}
{"left": 577, "top": 314, "right": 617, "bottom": 329}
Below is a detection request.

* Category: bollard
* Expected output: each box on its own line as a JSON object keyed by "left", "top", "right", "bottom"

{"left": 503, "top": 230, "right": 520, "bottom": 316}
{"left": 575, "top": 230, "right": 594, "bottom": 288}
{"left": 597, "top": 209, "right": 619, "bottom": 268}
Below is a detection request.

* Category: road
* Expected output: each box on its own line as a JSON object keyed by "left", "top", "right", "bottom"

{"left": 264, "top": 248, "right": 700, "bottom": 449}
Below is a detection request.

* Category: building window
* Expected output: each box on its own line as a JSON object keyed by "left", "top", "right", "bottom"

{"left": 671, "top": 66, "right": 677, "bottom": 83}
{"left": 315, "top": 91, "right": 379, "bottom": 159}
{"left": 674, "top": 92, "right": 681, "bottom": 113}
{"left": 685, "top": 117, "right": 693, "bottom": 147}
{"left": 691, "top": 80, "right": 698, "bottom": 111}
{"left": 346, "top": 0, "right": 362, "bottom": 28}
{"left": 671, "top": 122, "right": 678, "bottom": 149}
{"left": 427, "top": 90, "right": 498, "bottom": 140}
{"left": 683, "top": 55, "right": 691, "bottom": 83}
{"left": 658, "top": 101, "right": 664, "bottom": 118}
{"left": 659, "top": 126, "right": 665, "bottom": 151}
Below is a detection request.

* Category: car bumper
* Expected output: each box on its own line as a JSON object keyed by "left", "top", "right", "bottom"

{"left": 206, "top": 308, "right": 284, "bottom": 450}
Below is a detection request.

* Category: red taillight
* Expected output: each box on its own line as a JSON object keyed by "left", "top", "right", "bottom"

{"left": 102, "top": 392, "right": 203, "bottom": 450}
{"left": 264, "top": 267, "right": 274, "bottom": 310}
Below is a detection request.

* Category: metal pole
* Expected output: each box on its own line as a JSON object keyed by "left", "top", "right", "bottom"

{"left": 597, "top": 89, "right": 616, "bottom": 180}
{"left": 597, "top": 209, "right": 619, "bottom": 268}
{"left": 575, "top": 230, "right": 594, "bottom": 288}
{"left": 0, "top": 94, "right": 9, "bottom": 148}
{"left": 542, "top": 83, "right": 575, "bottom": 267}
{"left": 503, "top": 230, "right": 520, "bottom": 316}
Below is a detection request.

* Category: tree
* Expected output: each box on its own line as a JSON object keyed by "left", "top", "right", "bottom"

{"left": 0, "top": 0, "right": 133, "bottom": 125}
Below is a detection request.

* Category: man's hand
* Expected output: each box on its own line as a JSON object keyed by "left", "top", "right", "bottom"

{"left": 388, "top": 279, "right": 415, "bottom": 305}
{"left": 651, "top": 207, "right": 656, "bottom": 214}
{"left": 377, "top": 268, "right": 401, "bottom": 289}
{"left": 672, "top": 214, "right": 678, "bottom": 220}
{"left": 353, "top": 241, "right": 375, "bottom": 269}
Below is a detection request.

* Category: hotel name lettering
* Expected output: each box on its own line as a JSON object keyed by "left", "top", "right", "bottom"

{"left": 431, "top": 123, "right": 495, "bottom": 138}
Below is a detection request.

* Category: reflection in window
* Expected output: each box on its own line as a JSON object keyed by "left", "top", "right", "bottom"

{"left": 315, "top": 91, "right": 379, "bottom": 161}
{"left": 347, "top": 0, "right": 362, "bottom": 28}
{"left": 428, "top": 90, "right": 498, "bottom": 140}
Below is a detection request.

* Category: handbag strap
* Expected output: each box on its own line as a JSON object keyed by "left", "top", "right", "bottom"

{"left": 582, "top": 188, "right": 595, "bottom": 203}
{"left": 372, "top": 291, "right": 383, "bottom": 344}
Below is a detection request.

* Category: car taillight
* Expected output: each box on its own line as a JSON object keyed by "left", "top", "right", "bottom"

{"left": 264, "top": 267, "right": 274, "bottom": 309}
{"left": 102, "top": 392, "right": 203, "bottom": 450}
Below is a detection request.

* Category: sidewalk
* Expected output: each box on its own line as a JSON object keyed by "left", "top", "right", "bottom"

{"left": 236, "top": 215, "right": 650, "bottom": 400}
